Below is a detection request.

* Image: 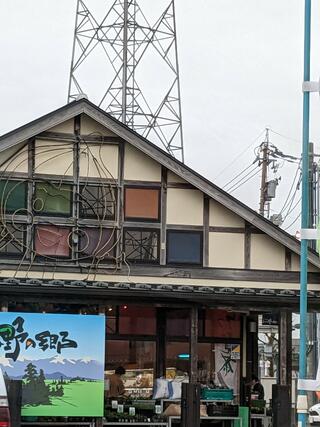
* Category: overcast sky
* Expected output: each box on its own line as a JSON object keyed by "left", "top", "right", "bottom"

{"left": 1, "top": 0, "right": 320, "bottom": 232}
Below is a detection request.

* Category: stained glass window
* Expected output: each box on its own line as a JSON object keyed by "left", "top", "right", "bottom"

{"left": 79, "top": 185, "right": 116, "bottom": 220}
{"left": 167, "top": 231, "right": 202, "bottom": 265}
{"left": 0, "top": 223, "right": 25, "bottom": 256}
{"left": 124, "top": 229, "right": 159, "bottom": 263}
{"left": 35, "top": 225, "right": 70, "bottom": 257}
{"left": 124, "top": 188, "right": 160, "bottom": 221}
{"left": 34, "top": 182, "right": 72, "bottom": 216}
{"left": 78, "top": 227, "right": 115, "bottom": 260}
{"left": 0, "top": 180, "right": 27, "bottom": 214}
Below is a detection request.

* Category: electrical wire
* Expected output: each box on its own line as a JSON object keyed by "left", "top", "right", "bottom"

{"left": 269, "top": 128, "right": 301, "bottom": 145}
{"left": 214, "top": 128, "right": 266, "bottom": 181}
{"left": 225, "top": 165, "right": 260, "bottom": 193}
{"left": 279, "top": 163, "right": 301, "bottom": 215}
{"left": 223, "top": 162, "right": 258, "bottom": 190}
{"left": 284, "top": 212, "right": 301, "bottom": 231}
{"left": 228, "top": 168, "right": 261, "bottom": 194}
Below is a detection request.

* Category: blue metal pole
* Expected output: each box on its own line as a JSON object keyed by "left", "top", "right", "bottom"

{"left": 298, "top": 0, "right": 311, "bottom": 426}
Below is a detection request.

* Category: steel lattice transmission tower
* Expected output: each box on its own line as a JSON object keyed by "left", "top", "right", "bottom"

{"left": 68, "top": 0, "right": 184, "bottom": 161}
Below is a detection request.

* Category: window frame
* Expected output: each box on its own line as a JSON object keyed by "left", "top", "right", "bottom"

{"left": 34, "top": 224, "right": 72, "bottom": 259}
{"left": 33, "top": 181, "right": 73, "bottom": 218}
{"left": 0, "top": 180, "right": 27, "bottom": 215}
{"left": 79, "top": 183, "right": 117, "bottom": 221}
{"left": 0, "top": 222, "right": 26, "bottom": 258}
{"left": 124, "top": 186, "right": 161, "bottom": 222}
{"left": 78, "top": 226, "right": 116, "bottom": 262}
{"left": 123, "top": 227, "right": 160, "bottom": 264}
{"left": 166, "top": 229, "right": 203, "bottom": 266}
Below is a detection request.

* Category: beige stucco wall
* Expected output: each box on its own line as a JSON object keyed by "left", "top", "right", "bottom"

{"left": 48, "top": 118, "right": 74, "bottom": 134}
{"left": 291, "top": 253, "right": 319, "bottom": 273}
{"left": 251, "top": 233, "right": 285, "bottom": 270}
{"left": 0, "top": 143, "right": 28, "bottom": 173}
{"left": 167, "top": 188, "right": 203, "bottom": 225}
{"left": 167, "top": 171, "right": 188, "bottom": 184}
{"left": 124, "top": 144, "right": 161, "bottom": 181}
{"left": 81, "top": 114, "right": 116, "bottom": 136}
{"left": 209, "top": 232, "right": 244, "bottom": 268}
{"left": 209, "top": 200, "right": 245, "bottom": 227}
{"left": 79, "top": 143, "right": 119, "bottom": 179}
{"left": 34, "top": 140, "right": 74, "bottom": 176}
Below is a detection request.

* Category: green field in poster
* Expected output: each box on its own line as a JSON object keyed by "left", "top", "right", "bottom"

{"left": 21, "top": 380, "right": 104, "bottom": 417}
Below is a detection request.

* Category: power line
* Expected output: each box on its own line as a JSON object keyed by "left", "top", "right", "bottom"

{"left": 279, "top": 162, "right": 301, "bottom": 215}
{"left": 225, "top": 165, "right": 259, "bottom": 193}
{"left": 284, "top": 212, "right": 301, "bottom": 231}
{"left": 223, "top": 162, "right": 257, "bottom": 190}
{"left": 282, "top": 197, "right": 301, "bottom": 223}
{"left": 229, "top": 168, "right": 261, "bottom": 194}
{"left": 269, "top": 128, "right": 301, "bottom": 145}
{"left": 214, "top": 128, "right": 266, "bottom": 181}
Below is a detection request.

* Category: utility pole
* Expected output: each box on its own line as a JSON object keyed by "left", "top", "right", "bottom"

{"left": 259, "top": 128, "right": 270, "bottom": 216}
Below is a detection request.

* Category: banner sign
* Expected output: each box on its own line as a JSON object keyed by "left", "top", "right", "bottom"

{"left": 0, "top": 312, "right": 105, "bottom": 417}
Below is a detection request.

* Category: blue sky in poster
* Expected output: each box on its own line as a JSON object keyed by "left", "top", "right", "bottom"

{"left": 0, "top": 312, "right": 105, "bottom": 362}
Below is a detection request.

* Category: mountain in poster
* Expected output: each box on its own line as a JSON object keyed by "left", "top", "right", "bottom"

{"left": 0, "top": 355, "right": 103, "bottom": 379}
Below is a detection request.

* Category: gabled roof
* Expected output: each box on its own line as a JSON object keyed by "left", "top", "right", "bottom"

{"left": 0, "top": 98, "right": 318, "bottom": 268}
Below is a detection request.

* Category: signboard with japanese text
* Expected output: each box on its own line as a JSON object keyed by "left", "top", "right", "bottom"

{"left": 0, "top": 313, "right": 105, "bottom": 417}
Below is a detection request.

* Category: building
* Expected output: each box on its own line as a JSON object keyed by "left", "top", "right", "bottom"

{"left": 0, "top": 98, "right": 319, "bottom": 423}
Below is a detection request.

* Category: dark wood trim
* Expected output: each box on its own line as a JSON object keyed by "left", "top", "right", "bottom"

{"left": 244, "top": 222, "right": 251, "bottom": 269}
{"left": 167, "top": 183, "right": 195, "bottom": 189}
{"left": 285, "top": 248, "right": 292, "bottom": 271}
{"left": 26, "top": 138, "right": 35, "bottom": 259}
{"left": 123, "top": 221, "right": 161, "bottom": 229}
{"left": 167, "top": 224, "right": 203, "bottom": 231}
{"left": 156, "top": 308, "right": 166, "bottom": 377}
{"left": 1, "top": 261, "right": 320, "bottom": 283}
{"left": 279, "top": 311, "right": 292, "bottom": 391}
{"left": 38, "top": 131, "right": 121, "bottom": 144}
{"left": 123, "top": 180, "right": 161, "bottom": 187}
{"left": 190, "top": 306, "right": 198, "bottom": 383}
{"left": 160, "top": 167, "right": 168, "bottom": 265}
{"left": 209, "top": 226, "right": 245, "bottom": 233}
{"left": 72, "top": 115, "right": 81, "bottom": 261}
{"left": 203, "top": 196, "right": 210, "bottom": 267}
{"left": 116, "top": 141, "right": 125, "bottom": 264}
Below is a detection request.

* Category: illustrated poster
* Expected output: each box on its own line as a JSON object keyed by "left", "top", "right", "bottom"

{"left": 0, "top": 312, "right": 105, "bottom": 417}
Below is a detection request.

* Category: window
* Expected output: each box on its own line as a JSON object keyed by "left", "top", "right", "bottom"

{"left": 123, "top": 229, "right": 159, "bottom": 263}
{"left": 34, "top": 225, "right": 71, "bottom": 257}
{"left": 79, "top": 185, "right": 116, "bottom": 220}
{"left": 105, "top": 340, "right": 156, "bottom": 398}
{"left": 167, "top": 230, "right": 202, "bottom": 265}
{"left": 119, "top": 306, "right": 156, "bottom": 335}
{"left": 34, "top": 182, "right": 72, "bottom": 216}
{"left": 0, "top": 223, "right": 25, "bottom": 257}
{"left": 0, "top": 180, "right": 27, "bottom": 214}
{"left": 124, "top": 187, "right": 160, "bottom": 221}
{"left": 205, "top": 309, "right": 241, "bottom": 338}
{"left": 78, "top": 227, "right": 115, "bottom": 260}
{"left": 166, "top": 309, "right": 190, "bottom": 337}
{"left": 166, "top": 342, "right": 190, "bottom": 380}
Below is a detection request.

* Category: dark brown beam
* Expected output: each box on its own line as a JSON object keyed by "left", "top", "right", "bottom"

{"left": 190, "top": 306, "right": 198, "bottom": 383}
